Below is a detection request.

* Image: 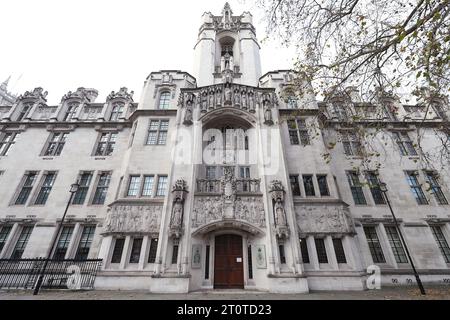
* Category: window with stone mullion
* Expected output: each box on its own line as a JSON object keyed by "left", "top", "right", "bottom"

{"left": 385, "top": 226, "right": 408, "bottom": 264}
{"left": 347, "top": 171, "right": 367, "bottom": 205}
{"left": 363, "top": 226, "right": 386, "bottom": 263}
{"left": 425, "top": 172, "right": 448, "bottom": 205}
{"left": 406, "top": 172, "right": 428, "bottom": 205}
{"left": 431, "top": 226, "right": 450, "bottom": 263}
{"left": 366, "top": 172, "right": 386, "bottom": 205}
{"left": 53, "top": 226, "right": 74, "bottom": 260}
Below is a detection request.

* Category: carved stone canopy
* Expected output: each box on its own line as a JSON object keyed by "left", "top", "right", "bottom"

{"left": 18, "top": 87, "right": 48, "bottom": 102}
{"left": 269, "top": 180, "right": 285, "bottom": 202}
{"left": 107, "top": 87, "right": 134, "bottom": 102}
{"left": 61, "top": 87, "right": 98, "bottom": 103}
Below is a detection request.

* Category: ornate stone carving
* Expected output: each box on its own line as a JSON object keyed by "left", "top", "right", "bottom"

{"left": 107, "top": 87, "right": 134, "bottom": 102}
{"left": 104, "top": 204, "right": 162, "bottom": 234}
{"left": 192, "top": 196, "right": 265, "bottom": 228}
{"left": 19, "top": 87, "right": 48, "bottom": 102}
{"left": 269, "top": 180, "right": 289, "bottom": 239}
{"left": 295, "top": 205, "right": 356, "bottom": 234}
{"left": 61, "top": 87, "right": 98, "bottom": 103}
{"left": 169, "top": 179, "right": 189, "bottom": 238}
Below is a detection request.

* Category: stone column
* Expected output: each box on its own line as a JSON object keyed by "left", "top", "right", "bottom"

{"left": 120, "top": 236, "right": 132, "bottom": 270}
{"left": 325, "top": 236, "right": 339, "bottom": 270}
{"left": 66, "top": 223, "right": 82, "bottom": 259}
{"left": 307, "top": 236, "right": 320, "bottom": 270}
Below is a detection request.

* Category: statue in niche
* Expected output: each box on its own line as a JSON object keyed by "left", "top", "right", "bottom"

{"left": 221, "top": 56, "right": 226, "bottom": 72}
{"left": 171, "top": 198, "right": 184, "bottom": 227}
{"left": 229, "top": 56, "right": 234, "bottom": 70}
{"left": 274, "top": 198, "right": 287, "bottom": 227}
{"left": 241, "top": 90, "right": 247, "bottom": 109}
{"left": 248, "top": 92, "right": 255, "bottom": 112}
{"left": 208, "top": 90, "right": 215, "bottom": 109}
{"left": 224, "top": 83, "right": 232, "bottom": 104}
{"left": 184, "top": 105, "right": 193, "bottom": 124}
{"left": 224, "top": 53, "right": 231, "bottom": 70}
{"left": 216, "top": 87, "right": 222, "bottom": 106}
{"left": 233, "top": 88, "right": 241, "bottom": 106}
{"left": 201, "top": 91, "right": 208, "bottom": 112}
{"left": 264, "top": 105, "right": 273, "bottom": 124}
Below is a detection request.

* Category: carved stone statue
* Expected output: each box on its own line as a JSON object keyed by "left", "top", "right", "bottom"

{"left": 184, "top": 105, "right": 193, "bottom": 125}
{"left": 171, "top": 198, "right": 184, "bottom": 227}
{"left": 248, "top": 92, "right": 255, "bottom": 112}
{"left": 274, "top": 198, "right": 287, "bottom": 227}
{"left": 233, "top": 88, "right": 241, "bottom": 106}
{"left": 241, "top": 90, "right": 247, "bottom": 109}
{"left": 229, "top": 56, "right": 234, "bottom": 70}
{"left": 216, "top": 87, "right": 222, "bottom": 106}
{"left": 221, "top": 56, "right": 226, "bottom": 72}
{"left": 264, "top": 105, "right": 273, "bottom": 124}
{"left": 201, "top": 91, "right": 208, "bottom": 112}
{"left": 224, "top": 83, "right": 232, "bottom": 104}
{"left": 208, "top": 90, "right": 215, "bottom": 109}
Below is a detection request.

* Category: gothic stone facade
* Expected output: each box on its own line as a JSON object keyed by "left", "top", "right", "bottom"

{"left": 0, "top": 4, "right": 449, "bottom": 293}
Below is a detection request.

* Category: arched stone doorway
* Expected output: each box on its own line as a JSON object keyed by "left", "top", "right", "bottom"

{"left": 214, "top": 234, "right": 244, "bottom": 289}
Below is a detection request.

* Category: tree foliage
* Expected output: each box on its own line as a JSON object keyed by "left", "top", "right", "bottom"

{"left": 256, "top": 0, "right": 450, "bottom": 100}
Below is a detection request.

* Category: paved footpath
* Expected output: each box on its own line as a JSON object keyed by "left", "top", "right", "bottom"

{"left": 1, "top": 285, "right": 450, "bottom": 300}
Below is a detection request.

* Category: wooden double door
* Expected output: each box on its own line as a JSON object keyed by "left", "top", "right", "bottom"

{"left": 214, "top": 234, "right": 244, "bottom": 289}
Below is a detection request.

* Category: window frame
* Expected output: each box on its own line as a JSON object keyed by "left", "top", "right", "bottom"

{"left": 146, "top": 119, "right": 169, "bottom": 146}
{"left": 289, "top": 175, "right": 301, "bottom": 196}
{"left": 0, "top": 132, "right": 20, "bottom": 156}
{"left": 52, "top": 225, "right": 75, "bottom": 260}
{"left": 72, "top": 171, "right": 94, "bottom": 205}
{"left": 158, "top": 91, "right": 171, "bottom": 110}
{"left": 302, "top": 175, "right": 316, "bottom": 197}
{"left": 363, "top": 226, "right": 386, "bottom": 264}
{"left": 406, "top": 171, "right": 428, "bottom": 205}
{"left": 287, "top": 119, "right": 310, "bottom": 146}
{"left": 74, "top": 225, "right": 96, "bottom": 260}
{"left": 10, "top": 225, "right": 34, "bottom": 259}
{"left": 393, "top": 131, "right": 418, "bottom": 156}
{"left": 346, "top": 171, "right": 367, "bottom": 205}
{"left": 33, "top": 171, "right": 57, "bottom": 206}
{"left": 94, "top": 132, "right": 118, "bottom": 157}
{"left": 341, "top": 131, "right": 363, "bottom": 157}
{"left": 384, "top": 225, "right": 408, "bottom": 264}
{"left": 317, "top": 175, "right": 330, "bottom": 197}
{"left": 13, "top": 171, "right": 39, "bottom": 206}
{"left": 365, "top": 171, "right": 386, "bottom": 205}
{"left": 42, "top": 132, "right": 68, "bottom": 157}
{"left": 430, "top": 225, "right": 450, "bottom": 263}
{"left": 425, "top": 171, "right": 448, "bottom": 205}
{"left": 91, "top": 171, "right": 112, "bottom": 205}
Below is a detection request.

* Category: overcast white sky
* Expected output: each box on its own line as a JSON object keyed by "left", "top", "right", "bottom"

{"left": 0, "top": 0, "right": 295, "bottom": 105}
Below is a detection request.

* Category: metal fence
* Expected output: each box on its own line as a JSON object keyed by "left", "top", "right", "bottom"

{"left": 0, "top": 258, "right": 102, "bottom": 290}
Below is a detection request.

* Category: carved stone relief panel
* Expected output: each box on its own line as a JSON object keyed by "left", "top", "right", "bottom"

{"left": 295, "top": 204, "right": 356, "bottom": 234}
{"left": 191, "top": 196, "right": 265, "bottom": 229}
{"left": 104, "top": 204, "right": 162, "bottom": 234}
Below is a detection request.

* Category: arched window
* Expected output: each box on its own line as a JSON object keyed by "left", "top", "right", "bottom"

{"left": 158, "top": 91, "right": 171, "bottom": 110}
{"left": 109, "top": 102, "right": 125, "bottom": 121}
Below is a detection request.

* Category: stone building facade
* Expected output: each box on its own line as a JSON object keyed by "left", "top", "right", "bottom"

{"left": 0, "top": 3, "right": 449, "bottom": 293}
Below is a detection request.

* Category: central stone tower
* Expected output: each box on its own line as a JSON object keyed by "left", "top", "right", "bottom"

{"left": 193, "top": 2, "right": 262, "bottom": 87}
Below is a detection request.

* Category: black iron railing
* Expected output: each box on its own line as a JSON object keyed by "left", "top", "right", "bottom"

{"left": 0, "top": 258, "right": 102, "bottom": 290}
